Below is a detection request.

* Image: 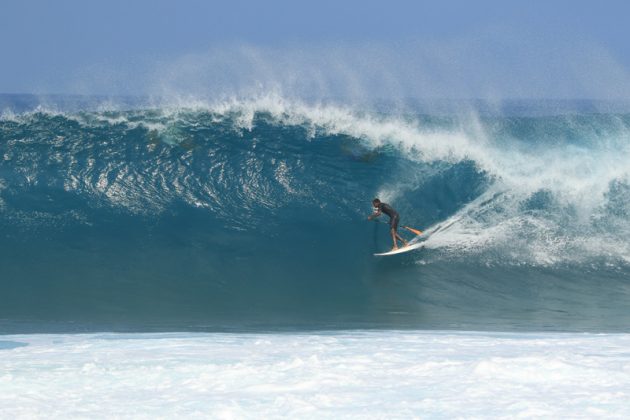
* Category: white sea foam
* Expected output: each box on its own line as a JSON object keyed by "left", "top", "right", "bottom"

{"left": 1, "top": 331, "right": 630, "bottom": 418}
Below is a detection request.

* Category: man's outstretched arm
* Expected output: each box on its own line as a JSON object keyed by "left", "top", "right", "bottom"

{"left": 367, "top": 209, "right": 381, "bottom": 221}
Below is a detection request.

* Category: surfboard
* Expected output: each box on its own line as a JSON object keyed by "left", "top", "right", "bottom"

{"left": 374, "top": 241, "right": 424, "bottom": 256}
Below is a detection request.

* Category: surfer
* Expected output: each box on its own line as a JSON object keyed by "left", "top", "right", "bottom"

{"left": 368, "top": 198, "right": 408, "bottom": 250}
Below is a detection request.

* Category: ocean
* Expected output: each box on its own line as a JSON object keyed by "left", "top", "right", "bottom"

{"left": 1, "top": 94, "right": 630, "bottom": 416}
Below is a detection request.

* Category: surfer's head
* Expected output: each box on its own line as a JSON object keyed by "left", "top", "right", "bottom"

{"left": 372, "top": 198, "right": 381, "bottom": 207}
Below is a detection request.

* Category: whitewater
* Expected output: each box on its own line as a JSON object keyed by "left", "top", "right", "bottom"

{"left": 2, "top": 331, "right": 630, "bottom": 418}
{"left": 2, "top": 94, "right": 630, "bottom": 416}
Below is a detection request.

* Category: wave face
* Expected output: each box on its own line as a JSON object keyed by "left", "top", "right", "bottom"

{"left": 2, "top": 95, "right": 630, "bottom": 332}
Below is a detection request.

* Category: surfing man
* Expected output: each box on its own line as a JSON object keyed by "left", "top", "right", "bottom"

{"left": 368, "top": 198, "right": 408, "bottom": 250}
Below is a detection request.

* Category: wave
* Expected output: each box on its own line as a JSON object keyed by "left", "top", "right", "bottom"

{"left": 3, "top": 95, "right": 629, "bottom": 263}
{"left": 1, "top": 94, "right": 630, "bottom": 331}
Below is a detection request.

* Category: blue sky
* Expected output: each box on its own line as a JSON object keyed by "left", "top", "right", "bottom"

{"left": 2, "top": 0, "right": 630, "bottom": 99}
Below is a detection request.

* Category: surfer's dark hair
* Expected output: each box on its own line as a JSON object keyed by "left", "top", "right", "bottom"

{"left": 372, "top": 198, "right": 381, "bottom": 204}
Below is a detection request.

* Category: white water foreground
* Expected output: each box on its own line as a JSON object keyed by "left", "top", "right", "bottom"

{"left": 1, "top": 331, "right": 630, "bottom": 418}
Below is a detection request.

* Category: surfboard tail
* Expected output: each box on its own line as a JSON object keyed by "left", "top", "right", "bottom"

{"left": 374, "top": 242, "right": 424, "bottom": 256}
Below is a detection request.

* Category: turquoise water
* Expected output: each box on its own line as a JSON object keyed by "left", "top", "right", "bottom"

{"left": 1, "top": 94, "right": 630, "bottom": 332}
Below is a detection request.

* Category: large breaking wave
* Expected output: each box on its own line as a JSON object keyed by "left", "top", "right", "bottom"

{"left": 1, "top": 94, "right": 630, "bottom": 332}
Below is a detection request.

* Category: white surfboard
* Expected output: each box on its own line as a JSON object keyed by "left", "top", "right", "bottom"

{"left": 374, "top": 241, "right": 424, "bottom": 256}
